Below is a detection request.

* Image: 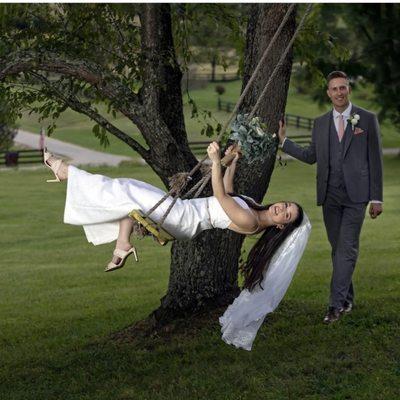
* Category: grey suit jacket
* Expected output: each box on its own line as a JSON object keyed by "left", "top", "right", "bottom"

{"left": 282, "top": 105, "right": 383, "bottom": 205}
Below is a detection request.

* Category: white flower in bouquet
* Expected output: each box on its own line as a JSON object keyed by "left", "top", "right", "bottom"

{"left": 256, "top": 126, "right": 266, "bottom": 137}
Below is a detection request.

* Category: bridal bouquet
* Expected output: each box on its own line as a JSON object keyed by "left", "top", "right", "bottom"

{"left": 229, "top": 114, "right": 277, "bottom": 163}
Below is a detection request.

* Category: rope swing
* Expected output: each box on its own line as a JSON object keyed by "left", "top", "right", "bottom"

{"left": 130, "top": 4, "right": 314, "bottom": 245}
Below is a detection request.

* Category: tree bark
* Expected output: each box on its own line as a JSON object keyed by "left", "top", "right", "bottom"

{"left": 138, "top": 4, "right": 198, "bottom": 183}
{"left": 237, "top": 3, "right": 296, "bottom": 201}
{"left": 153, "top": 3, "right": 297, "bottom": 325}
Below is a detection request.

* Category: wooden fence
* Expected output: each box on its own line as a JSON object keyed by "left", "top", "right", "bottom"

{"left": 285, "top": 113, "right": 313, "bottom": 131}
{"left": 188, "top": 133, "right": 310, "bottom": 154}
{"left": 189, "top": 72, "right": 240, "bottom": 82}
{"left": 0, "top": 149, "right": 43, "bottom": 167}
{"left": 217, "top": 99, "right": 314, "bottom": 131}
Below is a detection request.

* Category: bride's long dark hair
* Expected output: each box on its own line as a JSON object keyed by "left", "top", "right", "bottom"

{"left": 230, "top": 193, "right": 304, "bottom": 292}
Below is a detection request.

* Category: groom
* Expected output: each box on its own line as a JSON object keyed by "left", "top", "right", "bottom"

{"left": 278, "top": 71, "right": 383, "bottom": 323}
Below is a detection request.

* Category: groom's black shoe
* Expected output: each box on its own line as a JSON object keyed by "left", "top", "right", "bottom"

{"left": 323, "top": 307, "right": 342, "bottom": 324}
{"left": 340, "top": 301, "right": 353, "bottom": 314}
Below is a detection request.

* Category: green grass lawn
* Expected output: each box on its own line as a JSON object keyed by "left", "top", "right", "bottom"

{"left": 1, "top": 156, "right": 399, "bottom": 399}
{"left": 16, "top": 80, "right": 400, "bottom": 158}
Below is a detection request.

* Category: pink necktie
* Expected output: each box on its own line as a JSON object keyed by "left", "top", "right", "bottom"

{"left": 337, "top": 115, "right": 345, "bottom": 142}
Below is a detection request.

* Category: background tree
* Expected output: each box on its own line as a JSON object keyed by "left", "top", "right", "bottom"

{"left": 293, "top": 3, "right": 400, "bottom": 128}
{"left": 341, "top": 4, "right": 400, "bottom": 127}
{"left": 173, "top": 4, "right": 247, "bottom": 81}
{"left": 0, "top": 3, "right": 296, "bottom": 326}
{"left": 0, "top": 91, "right": 17, "bottom": 151}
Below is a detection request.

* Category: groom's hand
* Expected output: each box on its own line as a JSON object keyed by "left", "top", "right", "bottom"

{"left": 278, "top": 120, "right": 286, "bottom": 145}
{"left": 369, "top": 202, "right": 383, "bottom": 219}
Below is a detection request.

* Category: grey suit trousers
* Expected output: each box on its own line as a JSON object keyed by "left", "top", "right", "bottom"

{"left": 322, "top": 184, "right": 367, "bottom": 309}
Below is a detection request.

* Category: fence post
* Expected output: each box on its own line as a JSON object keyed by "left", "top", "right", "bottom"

{"left": 5, "top": 151, "right": 19, "bottom": 167}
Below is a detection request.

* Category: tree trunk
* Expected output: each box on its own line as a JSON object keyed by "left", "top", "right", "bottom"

{"left": 237, "top": 3, "right": 296, "bottom": 200}
{"left": 152, "top": 3, "right": 297, "bottom": 325}
{"left": 138, "top": 4, "right": 199, "bottom": 185}
{"left": 211, "top": 54, "right": 217, "bottom": 82}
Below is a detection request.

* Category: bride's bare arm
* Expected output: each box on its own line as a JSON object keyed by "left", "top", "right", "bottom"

{"left": 223, "top": 145, "right": 240, "bottom": 193}
{"left": 207, "top": 142, "right": 258, "bottom": 231}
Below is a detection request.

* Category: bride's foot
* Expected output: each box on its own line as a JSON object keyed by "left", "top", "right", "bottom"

{"left": 43, "top": 149, "right": 68, "bottom": 182}
{"left": 105, "top": 241, "right": 138, "bottom": 272}
{"left": 111, "top": 241, "right": 132, "bottom": 264}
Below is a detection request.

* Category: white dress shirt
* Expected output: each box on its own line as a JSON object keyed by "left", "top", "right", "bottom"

{"left": 332, "top": 102, "right": 352, "bottom": 134}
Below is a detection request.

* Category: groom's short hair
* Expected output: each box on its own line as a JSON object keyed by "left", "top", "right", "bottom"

{"left": 327, "top": 71, "right": 350, "bottom": 86}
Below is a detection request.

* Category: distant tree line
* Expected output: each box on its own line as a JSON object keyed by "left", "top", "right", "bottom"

{"left": 292, "top": 4, "right": 400, "bottom": 128}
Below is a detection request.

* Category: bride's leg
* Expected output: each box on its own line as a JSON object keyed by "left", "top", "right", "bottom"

{"left": 111, "top": 217, "right": 134, "bottom": 263}
{"left": 116, "top": 217, "right": 134, "bottom": 249}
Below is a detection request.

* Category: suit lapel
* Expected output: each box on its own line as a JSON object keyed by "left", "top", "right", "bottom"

{"left": 321, "top": 111, "right": 331, "bottom": 162}
{"left": 343, "top": 105, "right": 357, "bottom": 158}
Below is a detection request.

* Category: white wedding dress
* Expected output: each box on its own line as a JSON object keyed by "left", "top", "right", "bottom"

{"left": 64, "top": 166, "right": 311, "bottom": 351}
{"left": 64, "top": 166, "right": 250, "bottom": 244}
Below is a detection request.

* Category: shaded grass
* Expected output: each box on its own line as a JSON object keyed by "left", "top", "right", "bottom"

{"left": 0, "top": 157, "right": 399, "bottom": 399}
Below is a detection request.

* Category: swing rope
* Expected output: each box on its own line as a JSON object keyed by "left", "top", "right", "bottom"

{"left": 140, "top": 4, "right": 313, "bottom": 234}
{"left": 249, "top": 4, "right": 313, "bottom": 120}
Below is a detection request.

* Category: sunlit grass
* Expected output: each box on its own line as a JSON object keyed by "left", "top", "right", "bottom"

{"left": 0, "top": 156, "right": 399, "bottom": 399}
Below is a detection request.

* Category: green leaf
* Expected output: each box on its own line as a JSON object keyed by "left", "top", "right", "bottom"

{"left": 92, "top": 124, "right": 100, "bottom": 135}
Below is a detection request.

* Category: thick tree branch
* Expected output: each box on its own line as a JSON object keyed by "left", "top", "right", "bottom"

{"left": 0, "top": 49, "right": 197, "bottom": 181}
{"left": 139, "top": 5, "right": 183, "bottom": 116}
{"left": 138, "top": 4, "right": 195, "bottom": 170}
{"left": 0, "top": 50, "right": 145, "bottom": 123}
{"left": 30, "top": 72, "right": 151, "bottom": 162}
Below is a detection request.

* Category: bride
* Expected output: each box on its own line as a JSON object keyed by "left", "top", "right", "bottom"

{"left": 44, "top": 141, "right": 311, "bottom": 349}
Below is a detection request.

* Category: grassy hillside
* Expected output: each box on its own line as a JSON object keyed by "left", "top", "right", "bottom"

{"left": 1, "top": 156, "right": 399, "bottom": 399}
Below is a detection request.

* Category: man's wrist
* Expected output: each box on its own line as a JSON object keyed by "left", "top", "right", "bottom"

{"left": 280, "top": 137, "right": 287, "bottom": 148}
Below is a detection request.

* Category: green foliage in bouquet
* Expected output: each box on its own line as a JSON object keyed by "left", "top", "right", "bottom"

{"left": 229, "top": 114, "right": 277, "bottom": 163}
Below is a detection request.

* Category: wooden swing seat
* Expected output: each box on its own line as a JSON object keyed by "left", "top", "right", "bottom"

{"left": 129, "top": 209, "right": 175, "bottom": 246}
